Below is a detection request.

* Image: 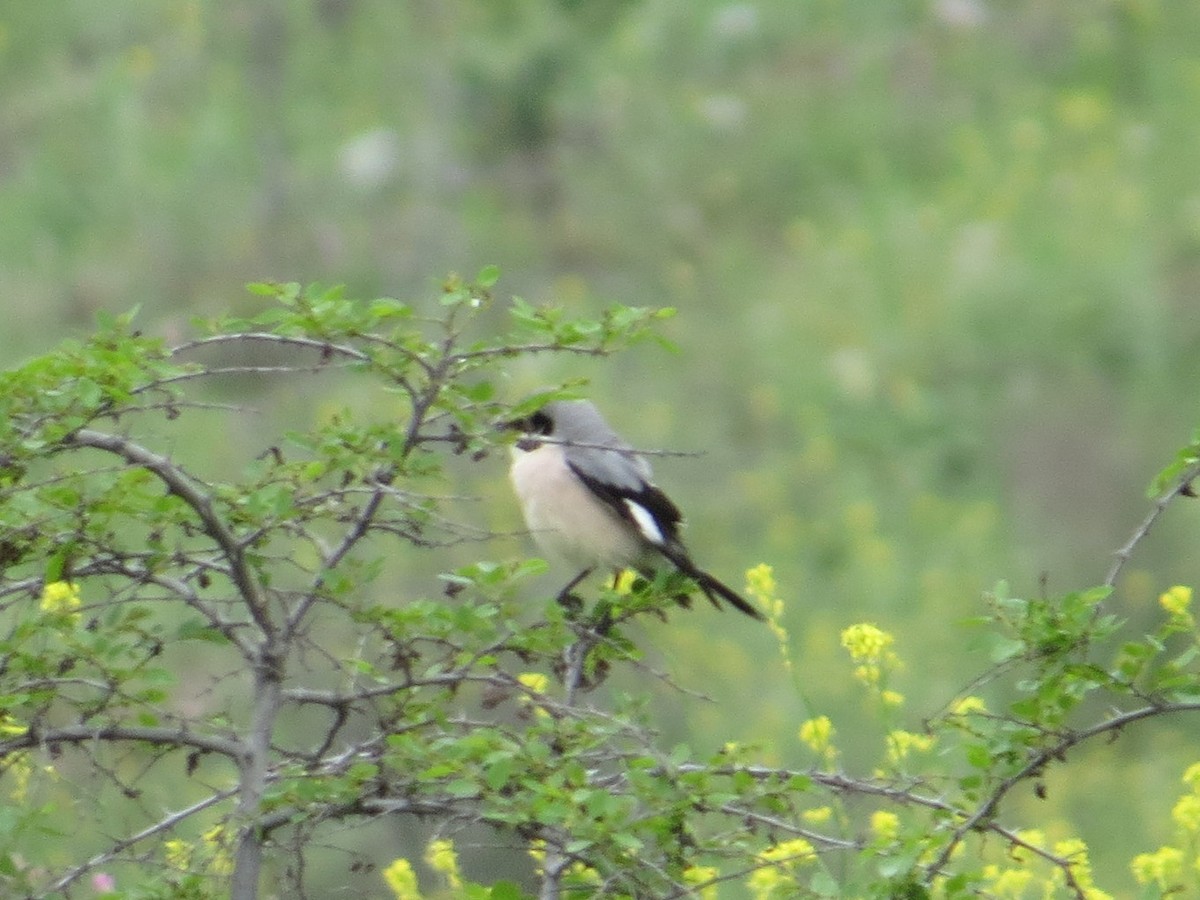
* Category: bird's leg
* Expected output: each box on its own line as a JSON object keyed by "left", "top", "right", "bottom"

{"left": 586, "top": 572, "right": 623, "bottom": 636}
{"left": 550, "top": 566, "right": 609, "bottom": 693}
{"left": 555, "top": 567, "right": 593, "bottom": 617}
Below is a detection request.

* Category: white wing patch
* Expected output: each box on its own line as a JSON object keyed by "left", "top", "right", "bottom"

{"left": 624, "top": 498, "right": 666, "bottom": 546}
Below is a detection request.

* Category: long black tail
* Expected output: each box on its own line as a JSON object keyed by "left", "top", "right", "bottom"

{"left": 693, "top": 568, "right": 764, "bottom": 620}
{"left": 655, "top": 544, "right": 763, "bottom": 620}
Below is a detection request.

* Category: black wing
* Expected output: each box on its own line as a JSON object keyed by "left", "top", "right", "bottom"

{"left": 567, "top": 462, "right": 762, "bottom": 620}
{"left": 567, "top": 461, "right": 683, "bottom": 547}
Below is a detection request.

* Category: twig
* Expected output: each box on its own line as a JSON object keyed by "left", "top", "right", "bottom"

{"left": 143, "top": 363, "right": 360, "bottom": 391}
{"left": 64, "top": 429, "right": 274, "bottom": 641}
{"left": 42, "top": 787, "right": 238, "bottom": 896}
{"left": 171, "top": 332, "right": 369, "bottom": 363}
{"left": 1, "top": 722, "right": 242, "bottom": 760}
{"left": 1106, "top": 460, "right": 1200, "bottom": 589}
{"left": 285, "top": 486, "right": 387, "bottom": 639}
{"left": 924, "top": 701, "right": 1200, "bottom": 882}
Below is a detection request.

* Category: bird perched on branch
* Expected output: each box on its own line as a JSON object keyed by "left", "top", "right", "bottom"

{"left": 506, "top": 399, "right": 763, "bottom": 620}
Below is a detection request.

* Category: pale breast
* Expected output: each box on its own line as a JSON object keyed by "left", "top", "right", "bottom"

{"left": 510, "top": 443, "right": 643, "bottom": 569}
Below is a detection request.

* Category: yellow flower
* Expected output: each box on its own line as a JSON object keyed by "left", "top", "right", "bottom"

{"left": 0, "top": 714, "right": 28, "bottom": 737}
{"left": 881, "top": 690, "right": 905, "bottom": 707}
{"left": 163, "top": 839, "right": 191, "bottom": 871}
{"left": 611, "top": 569, "right": 638, "bottom": 594}
{"left": 840, "top": 623, "right": 893, "bottom": 661}
{"left": 950, "top": 695, "right": 987, "bottom": 716}
{"left": 425, "top": 838, "right": 462, "bottom": 889}
{"left": 1130, "top": 846, "right": 1184, "bottom": 889}
{"left": 885, "top": 730, "right": 935, "bottom": 766}
{"left": 798, "top": 716, "right": 835, "bottom": 755}
{"left": 745, "top": 563, "right": 776, "bottom": 602}
{"left": 528, "top": 839, "right": 546, "bottom": 872}
{"left": 747, "top": 839, "right": 816, "bottom": 899}
{"left": 1183, "top": 762, "right": 1200, "bottom": 791}
{"left": 1010, "top": 830, "right": 1044, "bottom": 864}
{"left": 1160, "top": 585, "right": 1193, "bottom": 616}
{"left": 1054, "top": 839, "right": 1109, "bottom": 898}
{"left": 382, "top": 858, "right": 422, "bottom": 900}
{"left": 759, "top": 839, "right": 816, "bottom": 865}
{"left": 853, "top": 664, "right": 881, "bottom": 687}
{"left": 517, "top": 672, "right": 548, "bottom": 694}
{"left": 802, "top": 806, "right": 832, "bottom": 825}
{"left": 566, "top": 861, "right": 601, "bottom": 885}
{"left": 748, "top": 564, "right": 789, "bottom": 669}
{"left": 842, "top": 623, "right": 901, "bottom": 690}
{"left": 1174, "top": 793, "right": 1200, "bottom": 832}
{"left": 516, "top": 672, "right": 551, "bottom": 719}
{"left": 683, "top": 864, "right": 720, "bottom": 900}
{"left": 202, "top": 825, "right": 234, "bottom": 877}
{"left": 40, "top": 581, "right": 82, "bottom": 622}
{"left": 982, "top": 864, "right": 1033, "bottom": 898}
{"left": 870, "top": 810, "right": 900, "bottom": 842}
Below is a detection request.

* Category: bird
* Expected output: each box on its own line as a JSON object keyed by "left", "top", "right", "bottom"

{"left": 506, "top": 399, "right": 763, "bottom": 620}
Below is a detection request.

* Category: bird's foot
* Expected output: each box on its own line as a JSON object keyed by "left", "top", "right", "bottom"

{"left": 554, "top": 590, "right": 585, "bottom": 619}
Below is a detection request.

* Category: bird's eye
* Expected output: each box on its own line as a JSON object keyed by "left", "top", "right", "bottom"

{"left": 529, "top": 411, "right": 553, "bottom": 435}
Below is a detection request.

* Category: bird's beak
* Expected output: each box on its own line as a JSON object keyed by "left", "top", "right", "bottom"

{"left": 496, "top": 416, "right": 529, "bottom": 433}
{"left": 496, "top": 416, "right": 542, "bottom": 452}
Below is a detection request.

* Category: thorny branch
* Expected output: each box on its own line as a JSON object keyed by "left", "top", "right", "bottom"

{"left": 42, "top": 788, "right": 239, "bottom": 896}
{"left": 1105, "top": 459, "right": 1200, "bottom": 589}
{"left": 63, "top": 428, "right": 274, "bottom": 643}
{"left": 9, "top": 301, "right": 1200, "bottom": 899}
{"left": 917, "top": 462, "right": 1200, "bottom": 896}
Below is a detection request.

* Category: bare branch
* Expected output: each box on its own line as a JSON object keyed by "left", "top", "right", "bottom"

{"left": 447, "top": 342, "right": 611, "bottom": 364}
{"left": 925, "top": 700, "right": 1200, "bottom": 880}
{"left": 143, "top": 362, "right": 361, "bottom": 391}
{"left": 2, "top": 723, "right": 242, "bottom": 759}
{"left": 231, "top": 657, "right": 284, "bottom": 899}
{"left": 41, "top": 786, "right": 238, "bottom": 897}
{"left": 1106, "top": 460, "right": 1200, "bottom": 588}
{"left": 171, "top": 332, "right": 369, "bottom": 363}
{"left": 171, "top": 330, "right": 437, "bottom": 380}
{"left": 285, "top": 486, "right": 387, "bottom": 639}
{"left": 63, "top": 428, "right": 274, "bottom": 641}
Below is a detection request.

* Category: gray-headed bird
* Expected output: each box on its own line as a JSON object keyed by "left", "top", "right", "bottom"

{"left": 507, "top": 399, "right": 762, "bottom": 619}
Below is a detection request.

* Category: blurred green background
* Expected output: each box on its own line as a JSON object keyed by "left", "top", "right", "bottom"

{"left": 5, "top": 0, "right": 1200, "bottom": 893}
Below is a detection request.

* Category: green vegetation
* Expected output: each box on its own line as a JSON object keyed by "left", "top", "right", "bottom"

{"left": 4, "top": 1, "right": 1200, "bottom": 897}
{"left": 0, "top": 281, "right": 1198, "bottom": 899}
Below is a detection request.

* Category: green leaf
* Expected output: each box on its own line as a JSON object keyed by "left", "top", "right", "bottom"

{"left": 487, "top": 882, "right": 527, "bottom": 900}
{"left": 1149, "top": 445, "right": 1200, "bottom": 497}
{"left": 512, "top": 558, "right": 550, "bottom": 579}
{"left": 44, "top": 545, "right": 71, "bottom": 585}
{"left": 877, "top": 849, "right": 920, "bottom": 878}
{"left": 990, "top": 636, "right": 1025, "bottom": 663}
{"left": 612, "top": 831, "right": 644, "bottom": 853}
{"left": 477, "top": 264, "right": 501, "bottom": 287}
{"left": 964, "top": 744, "right": 992, "bottom": 768}
{"left": 809, "top": 869, "right": 841, "bottom": 896}
{"left": 369, "top": 297, "right": 413, "bottom": 319}
{"left": 446, "top": 778, "right": 478, "bottom": 798}
{"left": 669, "top": 744, "right": 691, "bottom": 765}
{"left": 485, "top": 757, "right": 514, "bottom": 791}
